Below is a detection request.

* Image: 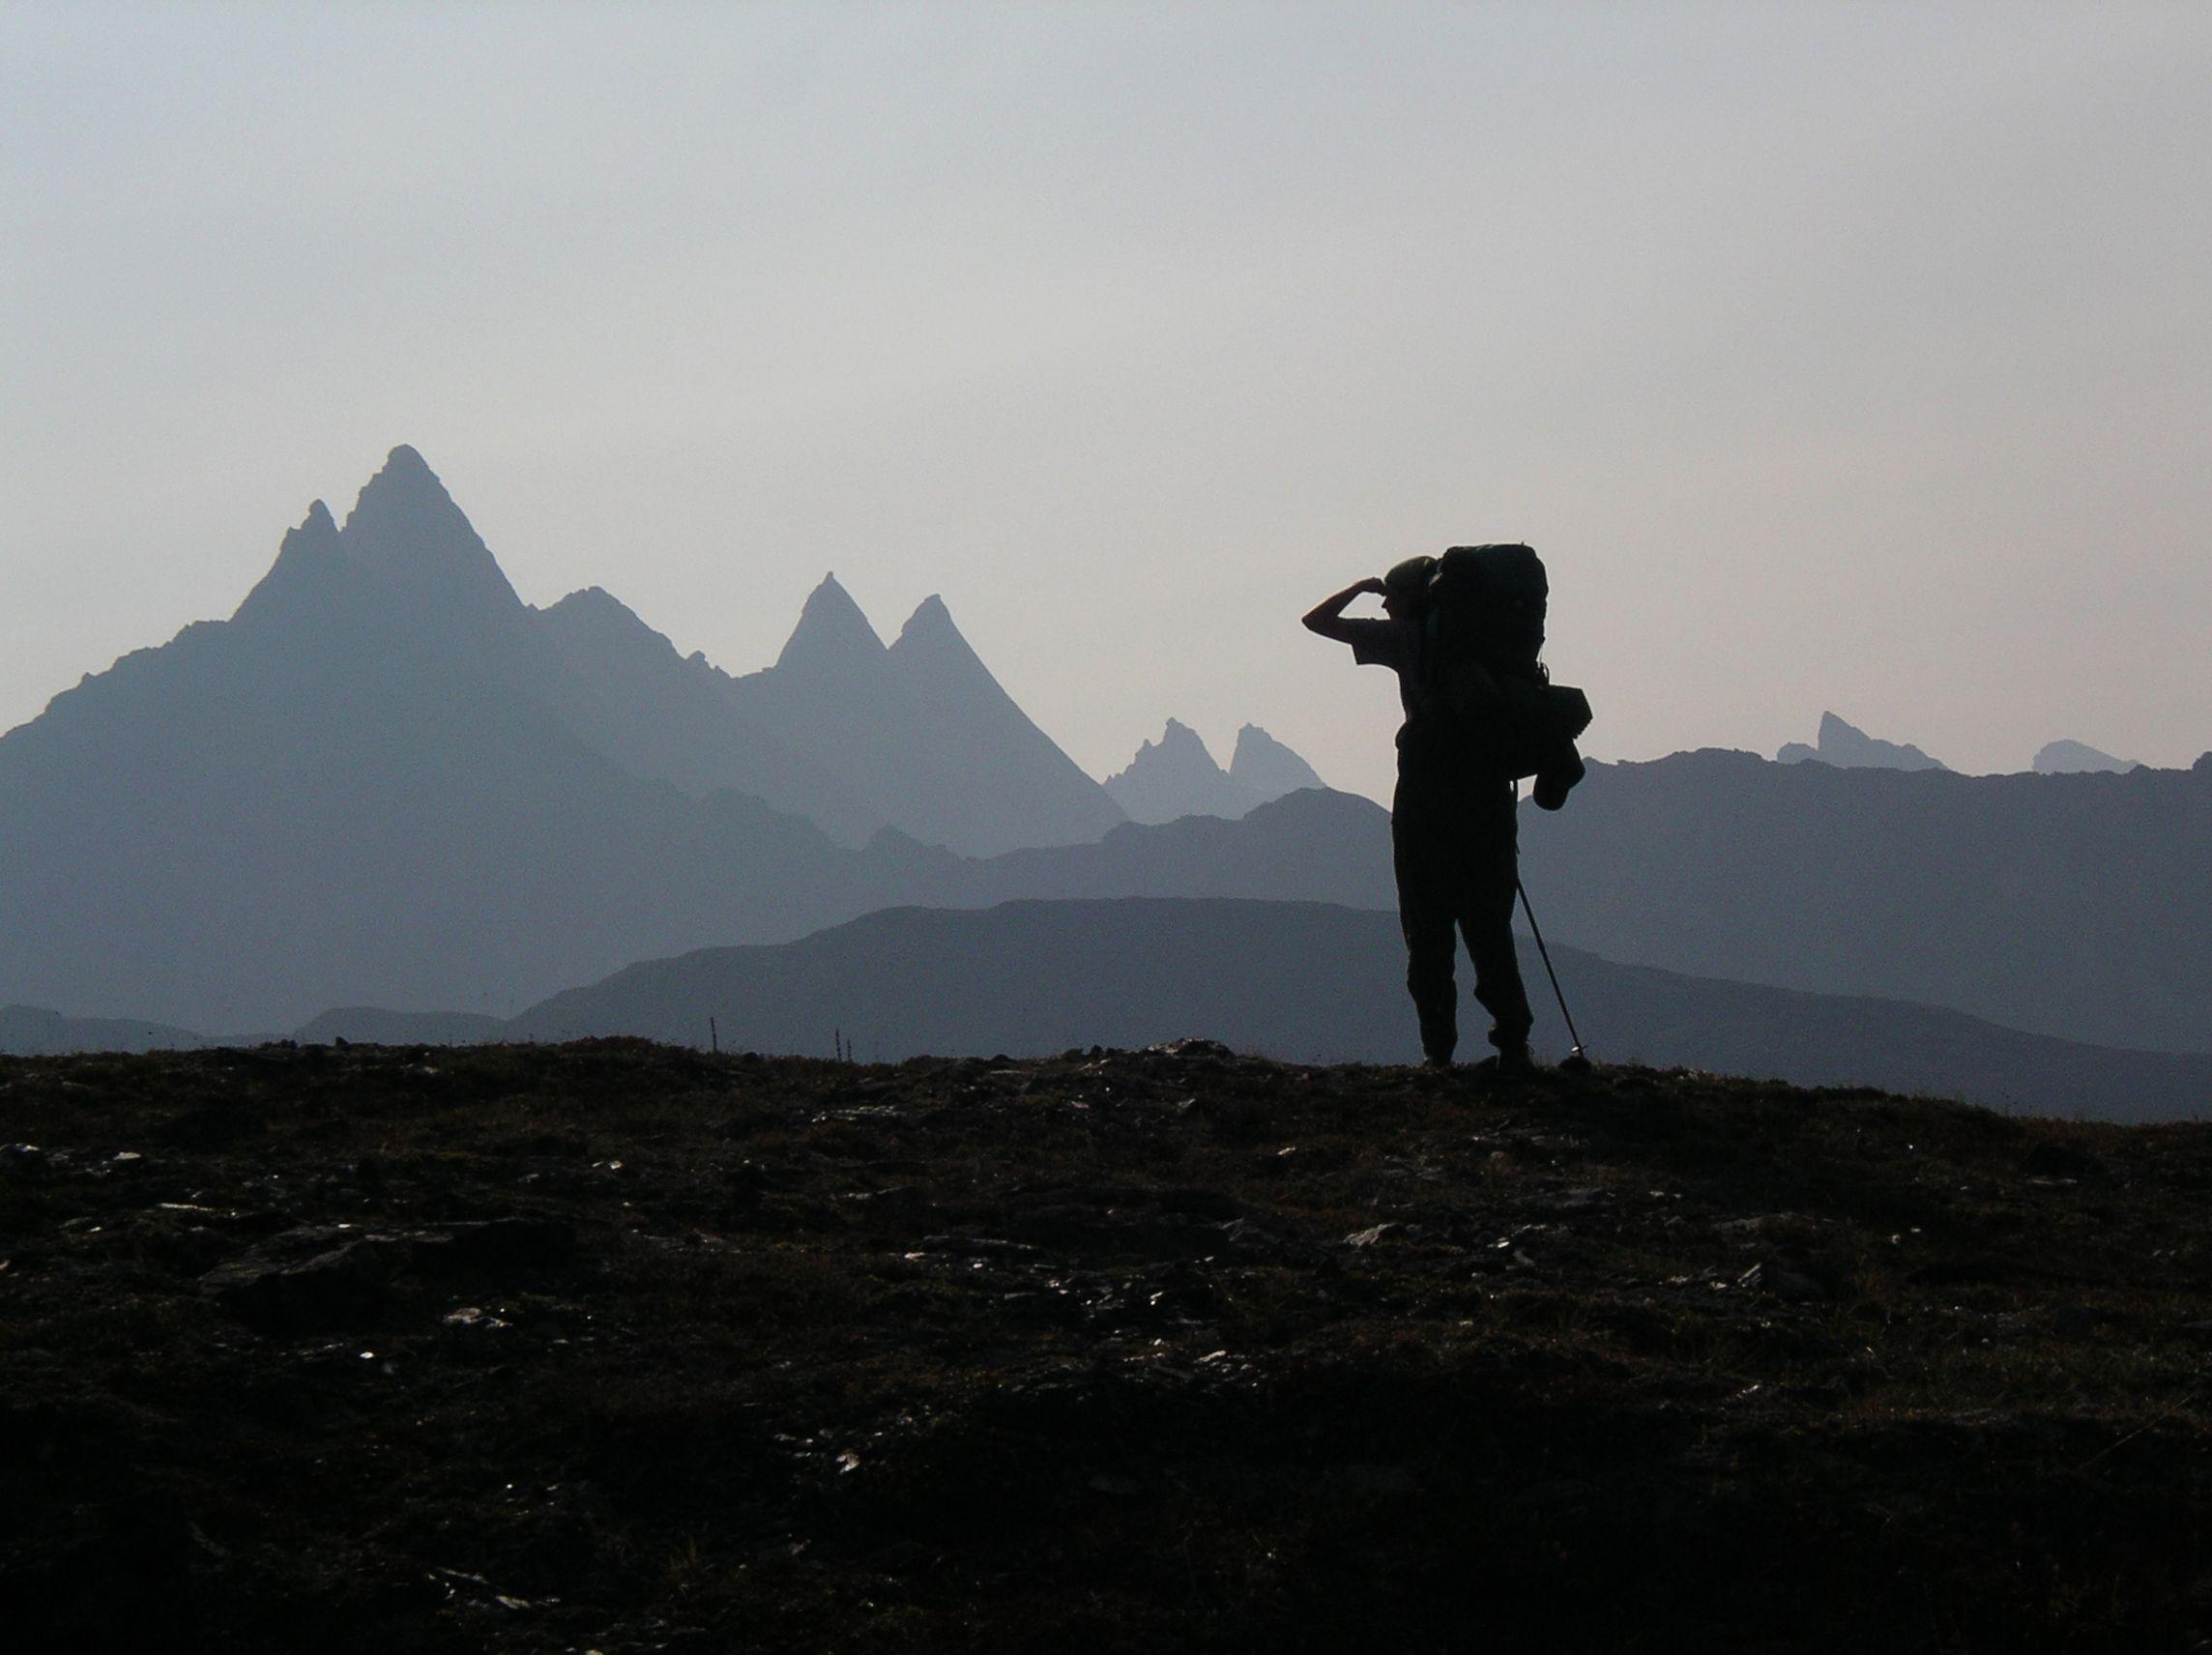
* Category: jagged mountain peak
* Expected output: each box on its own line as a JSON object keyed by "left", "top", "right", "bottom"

{"left": 774, "top": 573, "right": 885, "bottom": 673}
{"left": 1119, "top": 719, "right": 1222, "bottom": 770}
{"left": 889, "top": 593, "right": 995, "bottom": 682}
{"left": 1105, "top": 719, "right": 1255, "bottom": 826}
{"left": 332, "top": 444, "right": 525, "bottom": 624}
{"left": 1777, "top": 711, "right": 1947, "bottom": 772}
{"left": 895, "top": 593, "right": 958, "bottom": 644}
{"left": 1157, "top": 717, "right": 1207, "bottom": 751}
{"left": 275, "top": 497, "right": 341, "bottom": 562}
{"left": 229, "top": 497, "right": 348, "bottom": 624}
{"left": 543, "top": 585, "right": 626, "bottom": 621}
{"left": 343, "top": 445, "right": 462, "bottom": 535}
{"left": 1231, "top": 724, "right": 1326, "bottom": 801}
{"left": 538, "top": 585, "right": 668, "bottom": 654}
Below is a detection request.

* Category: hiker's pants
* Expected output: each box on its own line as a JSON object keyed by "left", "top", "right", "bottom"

{"left": 1391, "top": 773, "right": 1533, "bottom": 1062}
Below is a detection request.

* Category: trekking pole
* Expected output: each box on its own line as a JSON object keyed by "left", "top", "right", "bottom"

{"left": 1516, "top": 875, "right": 1591, "bottom": 1071}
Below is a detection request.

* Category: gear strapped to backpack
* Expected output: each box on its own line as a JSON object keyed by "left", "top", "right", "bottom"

{"left": 1419, "top": 543, "right": 1592, "bottom": 784}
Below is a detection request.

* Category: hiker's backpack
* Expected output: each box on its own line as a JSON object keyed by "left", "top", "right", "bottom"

{"left": 1421, "top": 543, "right": 1592, "bottom": 780}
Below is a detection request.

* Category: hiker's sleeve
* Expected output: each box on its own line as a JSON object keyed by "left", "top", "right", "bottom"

{"left": 1344, "top": 620, "right": 1405, "bottom": 670}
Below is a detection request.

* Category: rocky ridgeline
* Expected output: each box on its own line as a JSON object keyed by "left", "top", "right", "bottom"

{"left": 3, "top": 1041, "right": 2209, "bottom": 1651}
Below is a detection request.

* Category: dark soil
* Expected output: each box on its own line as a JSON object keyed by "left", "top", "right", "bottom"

{"left": 3, "top": 1039, "right": 2209, "bottom": 1652}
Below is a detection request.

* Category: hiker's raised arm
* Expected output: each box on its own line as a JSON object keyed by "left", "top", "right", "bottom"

{"left": 1303, "top": 577, "right": 1385, "bottom": 643}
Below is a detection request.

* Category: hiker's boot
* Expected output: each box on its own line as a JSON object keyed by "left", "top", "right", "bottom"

{"left": 1471, "top": 1040, "right": 1537, "bottom": 1085}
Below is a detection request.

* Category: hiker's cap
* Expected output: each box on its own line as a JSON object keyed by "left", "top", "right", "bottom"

{"left": 1382, "top": 555, "right": 1436, "bottom": 603}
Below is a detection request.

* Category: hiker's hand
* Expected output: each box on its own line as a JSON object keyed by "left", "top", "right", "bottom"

{"left": 1356, "top": 577, "right": 1386, "bottom": 596}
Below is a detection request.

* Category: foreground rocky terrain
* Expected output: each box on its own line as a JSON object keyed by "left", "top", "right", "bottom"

{"left": 3, "top": 1041, "right": 2209, "bottom": 1652}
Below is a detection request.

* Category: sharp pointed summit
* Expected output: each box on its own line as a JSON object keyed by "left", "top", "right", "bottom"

{"left": 1106, "top": 719, "right": 1257, "bottom": 824}
{"left": 1230, "top": 724, "right": 1327, "bottom": 802}
{"left": 231, "top": 497, "right": 348, "bottom": 626}
{"left": 335, "top": 445, "right": 524, "bottom": 623}
{"left": 343, "top": 446, "right": 465, "bottom": 540}
{"left": 1777, "top": 711, "right": 1947, "bottom": 771}
{"left": 888, "top": 593, "right": 989, "bottom": 678}
{"left": 734, "top": 578, "right": 1123, "bottom": 856}
{"left": 774, "top": 573, "right": 886, "bottom": 675}
{"left": 893, "top": 593, "right": 962, "bottom": 649}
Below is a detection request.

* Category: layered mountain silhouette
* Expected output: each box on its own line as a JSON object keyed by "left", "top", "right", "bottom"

{"left": 464, "top": 898, "right": 2201, "bottom": 1122}
{"left": 0, "top": 449, "right": 1369, "bottom": 1031}
{"left": 1776, "top": 711, "right": 1947, "bottom": 770}
{"left": 232, "top": 448, "right": 1120, "bottom": 856}
{"left": 1104, "top": 719, "right": 1326, "bottom": 824}
{"left": 1231, "top": 723, "right": 1327, "bottom": 800}
{"left": 19, "top": 884, "right": 2205, "bottom": 1119}
{"left": 0, "top": 448, "right": 1136, "bottom": 1028}
{"left": 1518, "top": 748, "right": 2212, "bottom": 1055}
{"left": 2033, "top": 739, "right": 2139, "bottom": 774}
{"left": 0, "top": 1004, "right": 260, "bottom": 1056}
{"left": 7, "top": 445, "right": 2202, "bottom": 1075}
{"left": 735, "top": 580, "right": 1124, "bottom": 856}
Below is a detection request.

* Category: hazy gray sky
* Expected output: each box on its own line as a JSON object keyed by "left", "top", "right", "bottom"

{"left": 6, "top": 2, "right": 2207, "bottom": 804}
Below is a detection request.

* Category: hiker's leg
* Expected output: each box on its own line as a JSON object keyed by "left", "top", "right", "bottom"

{"left": 1462, "top": 790, "right": 1533, "bottom": 1055}
{"left": 1393, "top": 784, "right": 1458, "bottom": 1063}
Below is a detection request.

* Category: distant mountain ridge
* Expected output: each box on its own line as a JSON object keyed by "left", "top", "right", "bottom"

{"left": 0, "top": 447, "right": 1128, "bottom": 1027}
{"left": 6, "top": 446, "right": 2203, "bottom": 1057}
{"left": 1105, "top": 719, "right": 1327, "bottom": 824}
{"left": 230, "top": 448, "right": 1122, "bottom": 857}
{"left": 2034, "top": 739, "right": 2139, "bottom": 774}
{"left": 1777, "top": 711, "right": 1947, "bottom": 770}
{"left": 426, "top": 899, "right": 2212, "bottom": 1121}
{"left": 735, "top": 580, "right": 1125, "bottom": 857}
{"left": 16, "top": 895, "right": 2204, "bottom": 1120}
{"left": 0, "top": 440, "right": 1381, "bottom": 1031}
{"left": 0, "top": 1004, "right": 265, "bottom": 1056}
{"left": 1521, "top": 747, "right": 2212, "bottom": 1055}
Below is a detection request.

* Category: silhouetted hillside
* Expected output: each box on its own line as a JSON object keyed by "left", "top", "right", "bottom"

{"left": 935, "top": 787, "right": 1394, "bottom": 913}
{"left": 292, "top": 1007, "right": 507, "bottom": 1047}
{"left": 6, "top": 1041, "right": 2209, "bottom": 1649}
{"left": 1519, "top": 748, "right": 2212, "bottom": 1055}
{"left": 496, "top": 899, "right": 2211, "bottom": 1121}
{"left": 0, "top": 1004, "right": 260, "bottom": 1055}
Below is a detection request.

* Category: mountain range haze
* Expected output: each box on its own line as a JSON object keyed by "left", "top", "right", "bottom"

{"left": 3, "top": 446, "right": 2204, "bottom": 1092}
{"left": 0, "top": 449, "right": 1361, "bottom": 1028}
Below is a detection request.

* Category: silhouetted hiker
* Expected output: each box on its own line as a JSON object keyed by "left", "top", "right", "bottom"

{"left": 1305, "top": 548, "right": 1590, "bottom": 1076}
